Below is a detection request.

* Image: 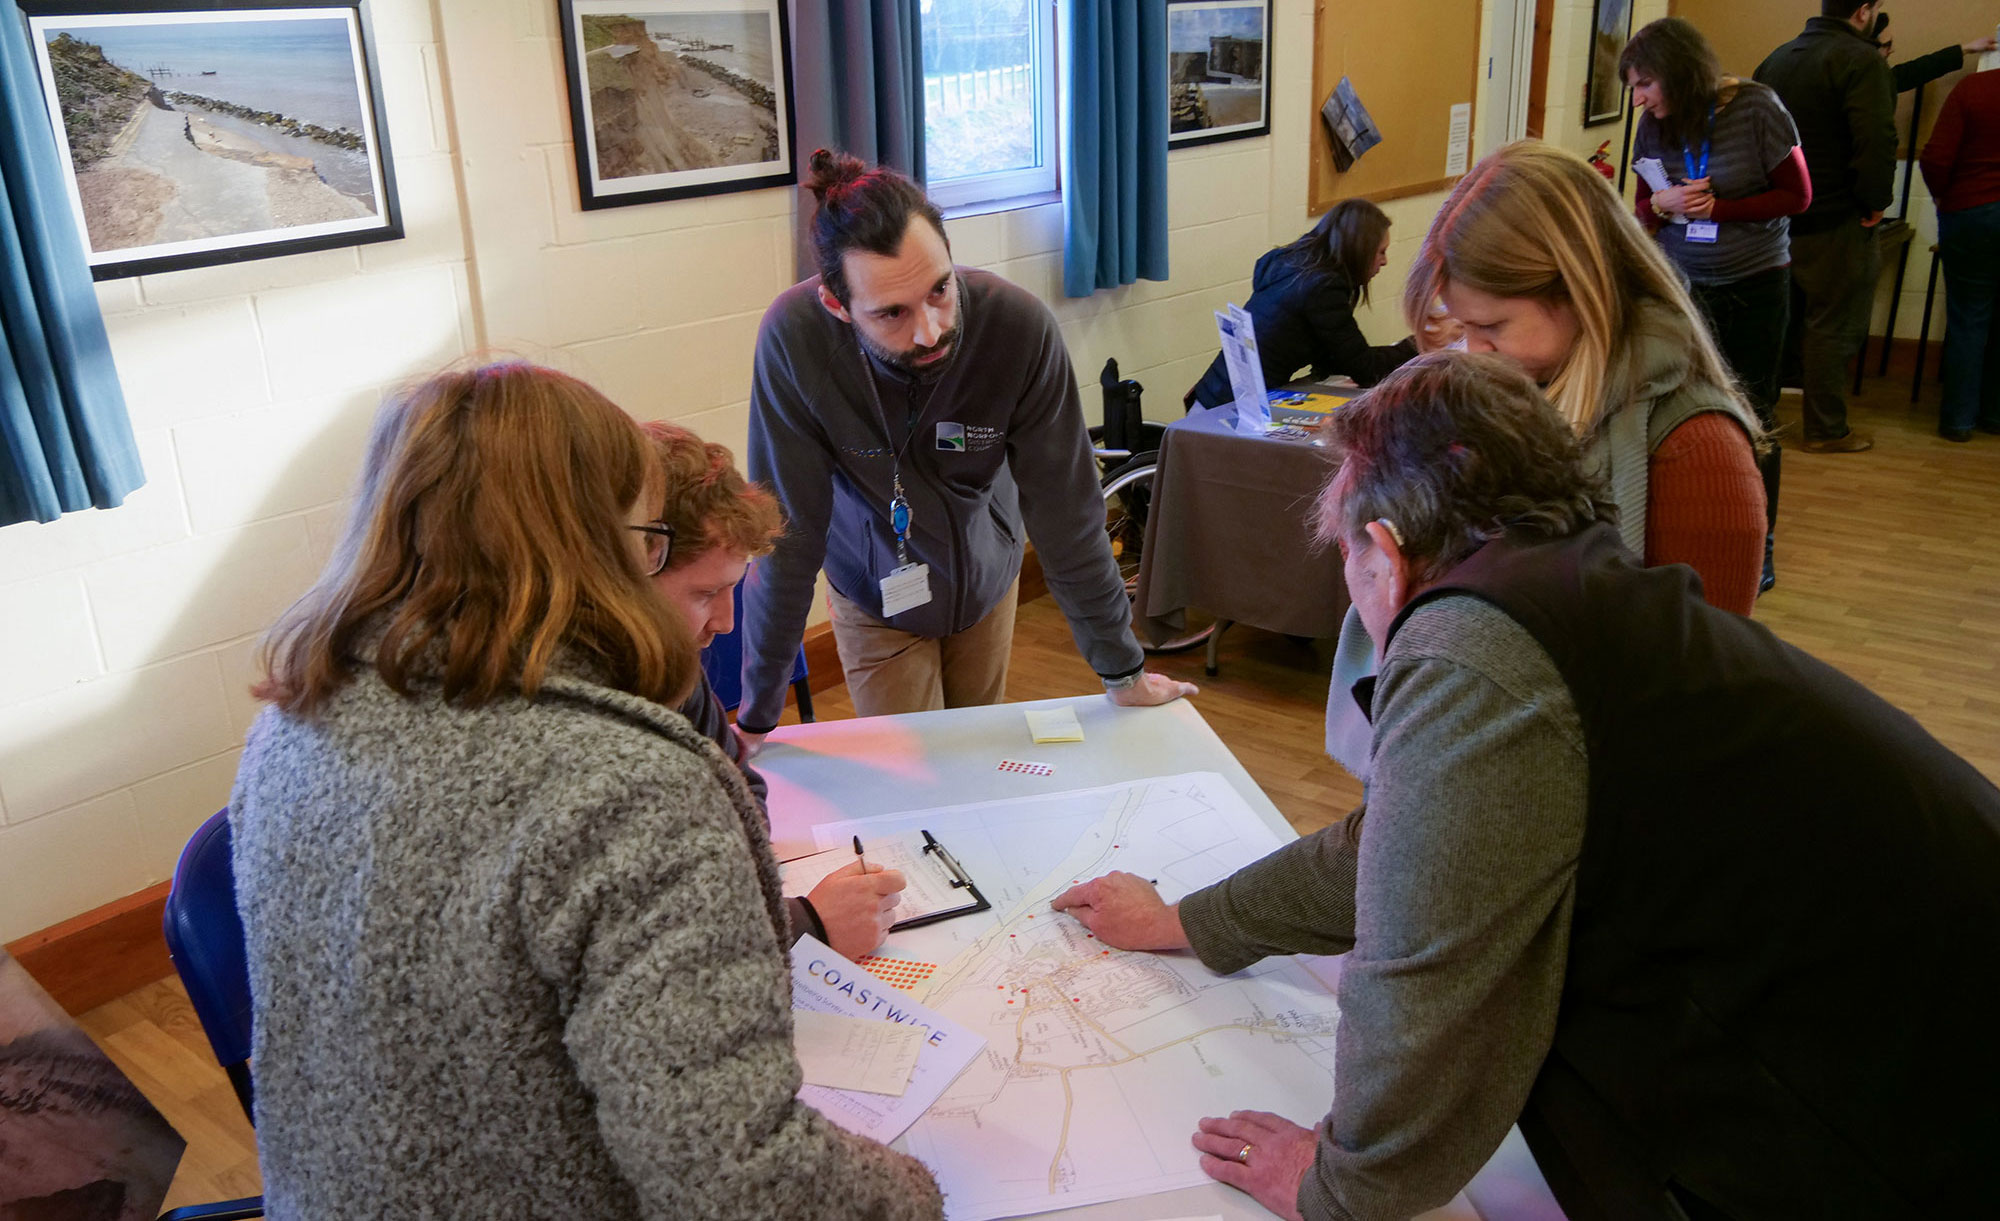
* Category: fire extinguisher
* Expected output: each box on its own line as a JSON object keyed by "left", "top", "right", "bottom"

{"left": 1587, "top": 140, "right": 1616, "bottom": 182}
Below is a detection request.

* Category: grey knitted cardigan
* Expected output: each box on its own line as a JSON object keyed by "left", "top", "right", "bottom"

{"left": 230, "top": 653, "right": 944, "bottom": 1220}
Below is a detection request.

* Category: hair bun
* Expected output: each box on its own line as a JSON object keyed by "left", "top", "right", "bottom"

{"left": 805, "top": 148, "right": 867, "bottom": 204}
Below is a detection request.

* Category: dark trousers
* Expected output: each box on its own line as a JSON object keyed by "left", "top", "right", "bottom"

{"left": 1689, "top": 268, "right": 1786, "bottom": 542}
{"left": 1788, "top": 219, "right": 1880, "bottom": 441}
{"left": 1937, "top": 200, "right": 2000, "bottom": 434}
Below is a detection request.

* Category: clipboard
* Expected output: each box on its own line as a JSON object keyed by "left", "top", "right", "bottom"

{"left": 778, "top": 829, "right": 992, "bottom": 932}
{"left": 894, "top": 829, "right": 991, "bottom": 931}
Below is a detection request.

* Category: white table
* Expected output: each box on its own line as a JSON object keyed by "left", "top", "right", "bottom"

{"left": 761, "top": 696, "right": 1563, "bottom": 1221}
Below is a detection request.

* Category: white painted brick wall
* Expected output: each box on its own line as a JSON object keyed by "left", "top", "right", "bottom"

{"left": 0, "top": 0, "right": 473, "bottom": 942}
{"left": 9, "top": 0, "right": 1613, "bottom": 941}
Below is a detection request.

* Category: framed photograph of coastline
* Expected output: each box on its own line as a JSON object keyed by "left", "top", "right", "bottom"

{"left": 1583, "top": 0, "right": 1636, "bottom": 127}
{"left": 558, "top": 0, "right": 797, "bottom": 210}
{"left": 1167, "top": 0, "right": 1271, "bottom": 149}
{"left": 20, "top": 1, "right": 402, "bottom": 281}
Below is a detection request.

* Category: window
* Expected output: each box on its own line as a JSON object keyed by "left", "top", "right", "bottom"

{"left": 920, "top": 0, "right": 1058, "bottom": 210}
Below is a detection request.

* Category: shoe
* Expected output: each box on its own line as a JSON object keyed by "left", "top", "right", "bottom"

{"left": 1799, "top": 431, "right": 1874, "bottom": 453}
{"left": 1978, "top": 421, "right": 2000, "bottom": 436}
{"left": 1940, "top": 426, "right": 1974, "bottom": 443}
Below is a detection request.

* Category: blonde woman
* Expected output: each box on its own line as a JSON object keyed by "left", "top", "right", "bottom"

{"left": 1402, "top": 140, "right": 1764, "bottom": 610}
{"left": 232, "top": 363, "right": 943, "bottom": 1218}
{"left": 1326, "top": 142, "right": 1764, "bottom": 779}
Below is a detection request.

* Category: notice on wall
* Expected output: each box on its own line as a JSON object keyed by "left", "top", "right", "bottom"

{"left": 1445, "top": 102, "right": 1472, "bottom": 176}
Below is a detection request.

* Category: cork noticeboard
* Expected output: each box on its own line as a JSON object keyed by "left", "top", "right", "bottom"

{"left": 1309, "top": 0, "right": 1484, "bottom": 213}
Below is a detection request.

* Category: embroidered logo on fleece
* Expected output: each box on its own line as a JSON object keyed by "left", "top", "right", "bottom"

{"left": 937, "top": 422, "right": 1002, "bottom": 452}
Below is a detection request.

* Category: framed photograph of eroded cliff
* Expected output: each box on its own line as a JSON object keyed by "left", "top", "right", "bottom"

{"left": 559, "top": 0, "right": 796, "bottom": 209}
{"left": 20, "top": 0, "right": 402, "bottom": 280}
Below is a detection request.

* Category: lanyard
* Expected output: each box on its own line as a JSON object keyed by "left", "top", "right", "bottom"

{"left": 855, "top": 344, "right": 922, "bottom": 566}
{"left": 1682, "top": 103, "right": 1715, "bottom": 181}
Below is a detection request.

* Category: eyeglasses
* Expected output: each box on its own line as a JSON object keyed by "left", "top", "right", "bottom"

{"left": 629, "top": 521, "right": 675, "bottom": 577}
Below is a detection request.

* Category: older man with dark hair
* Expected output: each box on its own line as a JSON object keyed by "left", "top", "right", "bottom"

{"left": 1052, "top": 351, "right": 2000, "bottom": 1221}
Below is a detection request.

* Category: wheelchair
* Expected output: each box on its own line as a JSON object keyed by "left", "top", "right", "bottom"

{"left": 1091, "top": 360, "right": 1214, "bottom": 654}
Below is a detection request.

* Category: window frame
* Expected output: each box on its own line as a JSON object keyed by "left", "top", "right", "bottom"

{"left": 922, "top": 0, "right": 1061, "bottom": 211}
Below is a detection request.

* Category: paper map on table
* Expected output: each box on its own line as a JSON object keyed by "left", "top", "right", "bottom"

{"left": 809, "top": 773, "right": 1343, "bottom": 1221}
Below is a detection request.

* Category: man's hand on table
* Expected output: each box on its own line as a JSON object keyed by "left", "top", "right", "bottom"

{"left": 811, "top": 861, "right": 906, "bottom": 958}
{"left": 1107, "top": 671, "right": 1199, "bottom": 707}
{"left": 734, "top": 726, "right": 769, "bottom": 758}
{"left": 1191, "top": 1110, "right": 1318, "bottom": 1221}
{"left": 1049, "top": 872, "right": 1190, "bottom": 950}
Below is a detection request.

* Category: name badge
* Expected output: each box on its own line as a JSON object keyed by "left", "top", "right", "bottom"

{"left": 879, "top": 563, "right": 933, "bottom": 617}
{"left": 1685, "top": 220, "right": 1720, "bottom": 243}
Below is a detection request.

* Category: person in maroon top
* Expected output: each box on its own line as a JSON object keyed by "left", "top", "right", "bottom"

{"left": 1921, "top": 67, "right": 2000, "bottom": 441}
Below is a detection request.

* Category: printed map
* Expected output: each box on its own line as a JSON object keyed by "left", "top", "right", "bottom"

{"left": 811, "top": 772, "right": 1343, "bottom": 1220}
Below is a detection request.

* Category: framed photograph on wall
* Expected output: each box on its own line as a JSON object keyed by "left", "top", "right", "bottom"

{"left": 558, "top": 0, "right": 796, "bottom": 209}
{"left": 1167, "top": 0, "right": 1271, "bottom": 149}
{"left": 1583, "top": 0, "right": 1636, "bottom": 127}
{"left": 20, "top": 1, "right": 402, "bottom": 281}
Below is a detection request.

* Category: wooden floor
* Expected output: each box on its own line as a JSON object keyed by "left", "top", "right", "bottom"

{"left": 80, "top": 368, "right": 1998, "bottom": 1210}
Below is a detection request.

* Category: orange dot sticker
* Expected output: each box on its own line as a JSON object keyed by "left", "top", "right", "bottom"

{"left": 855, "top": 955, "right": 938, "bottom": 992}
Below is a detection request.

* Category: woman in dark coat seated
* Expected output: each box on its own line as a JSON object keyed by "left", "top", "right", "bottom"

{"left": 1188, "top": 198, "right": 1418, "bottom": 408}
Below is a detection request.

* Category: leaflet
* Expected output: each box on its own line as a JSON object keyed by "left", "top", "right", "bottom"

{"left": 791, "top": 935, "right": 987, "bottom": 1143}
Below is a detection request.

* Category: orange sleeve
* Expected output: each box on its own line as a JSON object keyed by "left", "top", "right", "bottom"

{"left": 1644, "top": 413, "right": 1766, "bottom": 616}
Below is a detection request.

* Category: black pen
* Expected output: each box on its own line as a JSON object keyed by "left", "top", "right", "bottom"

{"left": 853, "top": 834, "right": 868, "bottom": 872}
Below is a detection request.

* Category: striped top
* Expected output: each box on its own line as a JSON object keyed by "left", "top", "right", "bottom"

{"left": 1634, "top": 82, "right": 1801, "bottom": 284}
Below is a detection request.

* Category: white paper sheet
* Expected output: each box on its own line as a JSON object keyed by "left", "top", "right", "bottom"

{"left": 809, "top": 773, "right": 1343, "bottom": 1221}
{"left": 792, "top": 936, "right": 987, "bottom": 1143}
{"left": 1446, "top": 101, "right": 1471, "bottom": 175}
{"left": 793, "top": 1009, "right": 923, "bottom": 1094}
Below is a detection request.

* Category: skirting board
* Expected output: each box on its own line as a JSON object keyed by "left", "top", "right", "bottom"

{"left": 6, "top": 882, "right": 173, "bottom": 1017}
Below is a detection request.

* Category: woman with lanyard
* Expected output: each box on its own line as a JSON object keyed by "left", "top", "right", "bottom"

{"left": 1622, "top": 17, "right": 1810, "bottom": 594}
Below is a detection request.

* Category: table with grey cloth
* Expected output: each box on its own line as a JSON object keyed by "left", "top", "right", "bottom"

{"left": 1133, "top": 401, "right": 1351, "bottom": 654}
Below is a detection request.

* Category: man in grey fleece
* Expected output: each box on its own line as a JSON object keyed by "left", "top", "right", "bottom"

{"left": 1052, "top": 352, "right": 2000, "bottom": 1220}
{"left": 736, "top": 150, "right": 1194, "bottom": 743}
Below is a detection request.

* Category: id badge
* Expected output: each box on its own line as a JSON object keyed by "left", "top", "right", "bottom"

{"left": 879, "top": 563, "right": 933, "bottom": 617}
{"left": 1685, "top": 220, "right": 1720, "bottom": 244}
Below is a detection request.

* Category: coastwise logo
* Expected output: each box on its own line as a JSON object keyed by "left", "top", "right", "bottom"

{"left": 937, "top": 422, "right": 1002, "bottom": 452}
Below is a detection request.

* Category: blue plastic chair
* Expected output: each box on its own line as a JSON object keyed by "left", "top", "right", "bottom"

{"left": 159, "top": 810, "right": 264, "bottom": 1221}
{"left": 700, "top": 587, "right": 813, "bottom": 722}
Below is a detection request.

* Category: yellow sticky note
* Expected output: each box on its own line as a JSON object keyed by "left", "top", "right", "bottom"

{"left": 1025, "top": 707, "right": 1085, "bottom": 744}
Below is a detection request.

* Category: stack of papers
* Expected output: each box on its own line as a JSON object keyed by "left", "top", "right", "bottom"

{"left": 793, "top": 1010, "right": 924, "bottom": 1094}
{"left": 790, "top": 936, "right": 986, "bottom": 1143}
{"left": 1024, "top": 706, "right": 1085, "bottom": 743}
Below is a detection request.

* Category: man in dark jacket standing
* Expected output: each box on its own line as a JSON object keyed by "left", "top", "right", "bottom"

{"left": 737, "top": 151, "right": 1196, "bottom": 742}
{"left": 1756, "top": 1, "right": 1898, "bottom": 453}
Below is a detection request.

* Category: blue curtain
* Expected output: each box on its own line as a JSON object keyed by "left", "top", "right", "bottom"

{"left": 1, "top": 8, "right": 140, "bottom": 527}
{"left": 1063, "top": 0, "right": 1169, "bottom": 297}
{"left": 789, "top": 0, "right": 927, "bottom": 280}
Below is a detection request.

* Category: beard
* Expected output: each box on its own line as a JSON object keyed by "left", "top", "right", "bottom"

{"left": 860, "top": 324, "right": 964, "bottom": 381}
